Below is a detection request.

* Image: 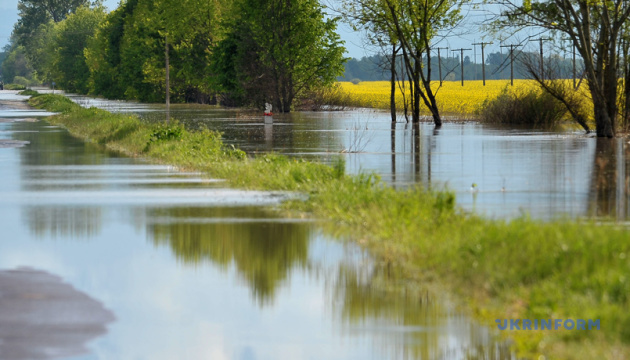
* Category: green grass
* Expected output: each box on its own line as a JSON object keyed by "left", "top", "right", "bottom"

{"left": 18, "top": 89, "right": 40, "bottom": 96}
{"left": 29, "top": 93, "right": 630, "bottom": 359}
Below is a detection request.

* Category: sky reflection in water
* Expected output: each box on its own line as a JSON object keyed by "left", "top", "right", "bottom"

{"left": 0, "top": 103, "right": 511, "bottom": 360}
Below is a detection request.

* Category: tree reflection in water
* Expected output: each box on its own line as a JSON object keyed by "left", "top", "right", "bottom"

{"left": 589, "top": 139, "right": 630, "bottom": 219}
{"left": 148, "top": 206, "right": 310, "bottom": 305}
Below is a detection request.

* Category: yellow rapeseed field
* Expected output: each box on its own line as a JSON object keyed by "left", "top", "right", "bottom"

{"left": 338, "top": 80, "right": 539, "bottom": 116}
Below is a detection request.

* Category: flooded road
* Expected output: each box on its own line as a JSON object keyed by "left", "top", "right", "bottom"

{"left": 0, "top": 91, "right": 511, "bottom": 359}
{"left": 66, "top": 93, "right": 630, "bottom": 220}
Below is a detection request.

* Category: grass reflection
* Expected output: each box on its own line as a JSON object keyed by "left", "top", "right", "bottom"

{"left": 333, "top": 263, "right": 514, "bottom": 360}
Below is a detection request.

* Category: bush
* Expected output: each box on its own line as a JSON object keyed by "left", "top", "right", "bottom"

{"left": 480, "top": 86, "right": 567, "bottom": 127}
{"left": 4, "top": 84, "right": 27, "bottom": 90}
{"left": 350, "top": 78, "right": 361, "bottom": 85}
{"left": 13, "top": 76, "right": 37, "bottom": 88}
{"left": 296, "top": 84, "right": 354, "bottom": 111}
{"left": 19, "top": 89, "right": 40, "bottom": 96}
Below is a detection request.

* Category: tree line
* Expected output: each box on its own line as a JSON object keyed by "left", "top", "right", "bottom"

{"left": 1, "top": 0, "right": 346, "bottom": 112}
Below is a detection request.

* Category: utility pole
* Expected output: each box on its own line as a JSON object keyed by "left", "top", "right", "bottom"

{"left": 562, "top": 38, "right": 578, "bottom": 89}
{"left": 532, "top": 38, "right": 551, "bottom": 80}
{"left": 436, "top": 47, "right": 449, "bottom": 86}
{"left": 500, "top": 44, "right": 517, "bottom": 86}
{"left": 571, "top": 43, "right": 577, "bottom": 89}
{"left": 472, "top": 42, "right": 492, "bottom": 85}
{"left": 452, "top": 48, "right": 472, "bottom": 86}
{"left": 165, "top": 34, "right": 170, "bottom": 113}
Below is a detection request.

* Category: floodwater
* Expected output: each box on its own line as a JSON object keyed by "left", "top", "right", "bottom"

{"left": 65, "top": 93, "right": 630, "bottom": 221}
{"left": 0, "top": 91, "right": 513, "bottom": 360}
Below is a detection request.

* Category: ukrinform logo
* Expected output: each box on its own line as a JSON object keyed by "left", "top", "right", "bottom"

{"left": 495, "top": 319, "right": 600, "bottom": 330}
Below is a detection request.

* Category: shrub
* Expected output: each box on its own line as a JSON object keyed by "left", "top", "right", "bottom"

{"left": 297, "top": 83, "right": 354, "bottom": 110}
{"left": 18, "top": 89, "right": 39, "bottom": 96}
{"left": 480, "top": 86, "right": 567, "bottom": 127}
{"left": 13, "top": 76, "right": 37, "bottom": 88}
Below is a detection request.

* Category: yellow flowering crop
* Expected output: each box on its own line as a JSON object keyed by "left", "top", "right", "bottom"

{"left": 338, "top": 80, "right": 539, "bottom": 116}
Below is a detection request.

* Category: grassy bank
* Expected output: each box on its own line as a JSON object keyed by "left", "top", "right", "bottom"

{"left": 30, "top": 93, "right": 630, "bottom": 359}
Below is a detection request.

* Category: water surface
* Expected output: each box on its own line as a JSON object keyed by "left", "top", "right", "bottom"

{"left": 0, "top": 91, "right": 512, "bottom": 359}
{"left": 65, "top": 93, "right": 630, "bottom": 220}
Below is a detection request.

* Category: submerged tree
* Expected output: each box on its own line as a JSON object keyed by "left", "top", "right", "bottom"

{"left": 341, "top": 0, "right": 466, "bottom": 126}
{"left": 494, "top": 0, "right": 630, "bottom": 137}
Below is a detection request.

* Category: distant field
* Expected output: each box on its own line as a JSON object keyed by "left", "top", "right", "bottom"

{"left": 338, "top": 80, "right": 537, "bottom": 116}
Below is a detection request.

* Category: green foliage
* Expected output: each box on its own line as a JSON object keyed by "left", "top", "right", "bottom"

{"left": 10, "top": 0, "right": 90, "bottom": 84}
{"left": 28, "top": 93, "right": 77, "bottom": 112}
{"left": 18, "top": 89, "right": 40, "bottom": 96}
{"left": 3, "top": 84, "right": 27, "bottom": 90}
{"left": 149, "top": 124, "right": 183, "bottom": 143}
{"left": 0, "top": 45, "right": 34, "bottom": 83}
{"left": 213, "top": 0, "right": 347, "bottom": 111}
{"left": 84, "top": 0, "right": 139, "bottom": 98}
{"left": 85, "top": 0, "right": 226, "bottom": 102}
{"left": 13, "top": 76, "right": 37, "bottom": 87}
{"left": 47, "top": 6, "right": 106, "bottom": 93}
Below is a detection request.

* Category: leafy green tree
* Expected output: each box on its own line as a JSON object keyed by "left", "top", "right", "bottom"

{"left": 86, "top": 0, "right": 227, "bottom": 102}
{"left": 85, "top": 0, "right": 140, "bottom": 98}
{"left": 217, "top": 0, "right": 346, "bottom": 112}
{"left": 13, "top": 0, "right": 91, "bottom": 57}
{"left": 47, "top": 6, "right": 105, "bottom": 93}
{"left": 6, "top": 0, "right": 93, "bottom": 84}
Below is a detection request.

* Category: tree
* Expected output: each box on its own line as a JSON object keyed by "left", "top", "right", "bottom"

{"left": 0, "top": 44, "right": 34, "bottom": 83}
{"left": 47, "top": 6, "right": 105, "bottom": 93}
{"left": 84, "top": 0, "right": 140, "bottom": 98}
{"left": 341, "top": 0, "right": 466, "bottom": 126}
{"left": 494, "top": 0, "right": 630, "bottom": 137}
{"left": 7, "top": 0, "right": 92, "bottom": 84}
{"left": 216, "top": 0, "right": 347, "bottom": 112}
{"left": 13, "top": 0, "right": 91, "bottom": 51}
{"left": 85, "top": 0, "right": 228, "bottom": 102}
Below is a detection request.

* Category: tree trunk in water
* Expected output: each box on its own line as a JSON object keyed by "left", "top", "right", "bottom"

{"left": 594, "top": 109, "right": 615, "bottom": 138}
{"left": 589, "top": 138, "right": 618, "bottom": 217}
{"left": 412, "top": 57, "right": 421, "bottom": 124}
{"left": 390, "top": 44, "right": 397, "bottom": 123}
{"left": 593, "top": 95, "right": 615, "bottom": 138}
{"left": 424, "top": 48, "right": 441, "bottom": 127}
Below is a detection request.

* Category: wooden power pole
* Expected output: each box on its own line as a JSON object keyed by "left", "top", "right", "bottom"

{"left": 500, "top": 44, "right": 517, "bottom": 86}
{"left": 436, "top": 47, "right": 449, "bottom": 86}
{"left": 472, "top": 42, "right": 492, "bottom": 86}
{"left": 452, "top": 48, "right": 472, "bottom": 86}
